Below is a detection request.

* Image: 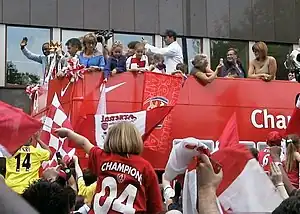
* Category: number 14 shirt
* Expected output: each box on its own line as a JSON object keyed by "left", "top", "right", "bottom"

{"left": 5, "top": 145, "right": 50, "bottom": 194}
{"left": 88, "top": 147, "right": 163, "bottom": 214}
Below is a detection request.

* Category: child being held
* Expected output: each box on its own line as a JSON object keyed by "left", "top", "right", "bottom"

{"left": 149, "top": 54, "right": 166, "bottom": 73}
{"left": 104, "top": 41, "right": 126, "bottom": 81}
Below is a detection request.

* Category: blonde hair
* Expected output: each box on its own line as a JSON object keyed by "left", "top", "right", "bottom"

{"left": 192, "top": 54, "right": 208, "bottom": 68}
{"left": 110, "top": 41, "right": 123, "bottom": 55}
{"left": 82, "top": 33, "right": 97, "bottom": 50}
{"left": 252, "top": 42, "right": 268, "bottom": 60}
{"left": 103, "top": 122, "right": 143, "bottom": 156}
{"left": 285, "top": 134, "right": 300, "bottom": 173}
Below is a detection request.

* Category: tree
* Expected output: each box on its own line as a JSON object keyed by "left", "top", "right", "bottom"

{"left": 6, "top": 61, "right": 40, "bottom": 85}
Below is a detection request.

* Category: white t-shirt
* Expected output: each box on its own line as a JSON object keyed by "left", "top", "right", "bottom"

{"left": 145, "top": 41, "right": 183, "bottom": 74}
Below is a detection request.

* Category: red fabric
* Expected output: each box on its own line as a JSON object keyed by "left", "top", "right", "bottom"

{"left": 143, "top": 106, "right": 174, "bottom": 140}
{"left": 287, "top": 160, "right": 299, "bottom": 189}
{"left": 266, "top": 131, "right": 282, "bottom": 146}
{"left": 130, "top": 57, "right": 146, "bottom": 69}
{"left": 286, "top": 107, "right": 300, "bottom": 136}
{"left": 211, "top": 144, "right": 253, "bottom": 196}
{"left": 0, "top": 101, "right": 42, "bottom": 155}
{"left": 257, "top": 147, "right": 273, "bottom": 173}
{"left": 218, "top": 112, "right": 239, "bottom": 149}
{"left": 88, "top": 147, "right": 163, "bottom": 214}
{"left": 142, "top": 72, "right": 182, "bottom": 152}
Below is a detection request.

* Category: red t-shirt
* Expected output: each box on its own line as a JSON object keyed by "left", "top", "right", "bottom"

{"left": 88, "top": 147, "right": 163, "bottom": 214}
{"left": 258, "top": 147, "right": 273, "bottom": 173}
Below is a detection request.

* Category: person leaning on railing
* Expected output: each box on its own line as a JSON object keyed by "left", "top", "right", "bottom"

{"left": 190, "top": 54, "right": 222, "bottom": 84}
{"left": 248, "top": 42, "right": 277, "bottom": 81}
{"left": 78, "top": 33, "right": 105, "bottom": 72}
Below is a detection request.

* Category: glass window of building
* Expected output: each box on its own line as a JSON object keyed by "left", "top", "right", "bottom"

{"left": 186, "top": 38, "right": 202, "bottom": 72}
{"left": 6, "top": 26, "right": 51, "bottom": 86}
{"left": 114, "top": 33, "right": 154, "bottom": 47}
{"left": 210, "top": 40, "right": 249, "bottom": 74}
{"left": 265, "top": 43, "right": 293, "bottom": 80}
{"left": 61, "top": 30, "right": 92, "bottom": 52}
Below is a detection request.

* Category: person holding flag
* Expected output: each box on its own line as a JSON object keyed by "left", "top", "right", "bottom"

{"left": 5, "top": 132, "right": 52, "bottom": 194}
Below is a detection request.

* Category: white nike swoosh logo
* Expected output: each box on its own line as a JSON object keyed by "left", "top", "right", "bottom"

{"left": 61, "top": 82, "right": 72, "bottom": 97}
{"left": 105, "top": 82, "right": 126, "bottom": 93}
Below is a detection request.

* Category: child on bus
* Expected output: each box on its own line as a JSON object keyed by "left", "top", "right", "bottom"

{"left": 104, "top": 41, "right": 126, "bottom": 81}
{"left": 55, "top": 122, "right": 163, "bottom": 214}
{"left": 126, "top": 42, "right": 149, "bottom": 72}
{"left": 285, "top": 134, "right": 300, "bottom": 189}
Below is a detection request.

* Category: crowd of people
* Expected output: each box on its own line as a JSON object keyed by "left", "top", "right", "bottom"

{"left": 19, "top": 28, "right": 292, "bottom": 86}
{"left": 0, "top": 122, "right": 300, "bottom": 213}
{"left": 1, "top": 29, "right": 300, "bottom": 214}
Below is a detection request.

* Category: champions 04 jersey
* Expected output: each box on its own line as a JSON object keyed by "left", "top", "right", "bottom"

{"left": 5, "top": 145, "right": 50, "bottom": 194}
{"left": 88, "top": 147, "right": 163, "bottom": 214}
{"left": 258, "top": 147, "right": 273, "bottom": 173}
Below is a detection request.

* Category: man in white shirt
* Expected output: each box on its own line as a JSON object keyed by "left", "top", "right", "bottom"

{"left": 144, "top": 30, "right": 183, "bottom": 74}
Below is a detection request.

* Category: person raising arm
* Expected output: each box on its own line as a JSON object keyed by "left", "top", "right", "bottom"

{"left": 191, "top": 54, "right": 222, "bottom": 84}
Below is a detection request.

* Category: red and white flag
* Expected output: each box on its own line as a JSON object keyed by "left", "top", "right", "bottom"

{"left": 286, "top": 94, "right": 300, "bottom": 136}
{"left": 0, "top": 101, "right": 42, "bottom": 157}
{"left": 40, "top": 93, "right": 75, "bottom": 168}
{"left": 96, "top": 83, "right": 106, "bottom": 115}
{"left": 216, "top": 112, "right": 239, "bottom": 150}
{"left": 165, "top": 139, "right": 283, "bottom": 214}
{"left": 95, "top": 106, "right": 173, "bottom": 148}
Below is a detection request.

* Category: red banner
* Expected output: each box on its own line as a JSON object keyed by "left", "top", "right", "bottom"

{"left": 142, "top": 72, "right": 182, "bottom": 152}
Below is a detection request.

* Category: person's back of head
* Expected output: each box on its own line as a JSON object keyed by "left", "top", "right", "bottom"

{"left": 103, "top": 122, "right": 143, "bottom": 156}
{"left": 83, "top": 168, "right": 97, "bottom": 186}
{"left": 65, "top": 38, "right": 82, "bottom": 51}
{"left": 266, "top": 131, "right": 282, "bottom": 147}
{"left": 22, "top": 179, "right": 70, "bottom": 214}
{"left": 285, "top": 134, "right": 300, "bottom": 173}
{"left": 272, "top": 195, "right": 300, "bottom": 214}
{"left": 249, "top": 147, "right": 259, "bottom": 160}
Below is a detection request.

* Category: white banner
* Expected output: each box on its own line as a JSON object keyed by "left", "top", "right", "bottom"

{"left": 95, "top": 111, "right": 146, "bottom": 148}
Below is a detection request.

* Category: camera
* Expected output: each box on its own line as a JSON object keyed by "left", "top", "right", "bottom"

{"left": 94, "top": 29, "right": 114, "bottom": 44}
{"left": 284, "top": 49, "right": 300, "bottom": 82}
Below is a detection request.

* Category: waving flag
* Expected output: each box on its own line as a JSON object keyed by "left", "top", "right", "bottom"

{"left": 40, "top": 93, "right": 75, "bottom": 168}
{"left": 0, "top": 101, "right": 42, "bottom": 156}
{"left": 165, "top": 139, "right": 283, "bottom": 214}
{"left": 217, "top": 112, "right": 239, "bottom": 150}
{"left": 286, "top": 94, "right": 300, "bottom": 136}
{"left": 95, "top": 106, "right": 173, "bottom": 148}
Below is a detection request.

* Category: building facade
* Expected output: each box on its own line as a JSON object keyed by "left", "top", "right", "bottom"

{"left": 0, "top": 0, "right": 299, "bottom": 111}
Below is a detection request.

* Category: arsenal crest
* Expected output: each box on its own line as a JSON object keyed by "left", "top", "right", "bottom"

{"left": 117, "top": 173, "right": 126, "bottom": 183}
{"left": 102, "top": 122, "right": 108, "bottom": 130}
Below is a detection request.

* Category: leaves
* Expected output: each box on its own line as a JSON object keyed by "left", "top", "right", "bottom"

{"left": 6, "top": 61, "right": 40, "bottom": 85}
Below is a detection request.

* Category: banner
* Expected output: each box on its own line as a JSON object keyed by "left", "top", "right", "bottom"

{"left": 142, "top": 72, "right": 182, "bottom": 151}
{"left": 95, "top": 106, "right": 173, "bottom": 148}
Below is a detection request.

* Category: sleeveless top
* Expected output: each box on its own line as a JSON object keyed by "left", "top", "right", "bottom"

{"left": 286, "top": 159, "right": 299, "bottom": 189}
{"left": 252, "top": 57, "right": 273, "bottom": 78}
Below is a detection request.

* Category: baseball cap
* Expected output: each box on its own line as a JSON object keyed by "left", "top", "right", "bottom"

{"left": 266, "top": 131, "right": 282, "bottom": 147}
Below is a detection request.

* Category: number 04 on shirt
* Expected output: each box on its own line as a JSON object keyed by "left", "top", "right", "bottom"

{"left": 88, "top": 147, "right": 163, "bottom": 214}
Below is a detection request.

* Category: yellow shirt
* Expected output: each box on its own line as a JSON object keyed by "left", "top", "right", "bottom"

{"left": 78, "top": 177, "right": 97, "bottom": 205}
{"left": 5, "top": 145, "right": 50, "bottom": 194}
